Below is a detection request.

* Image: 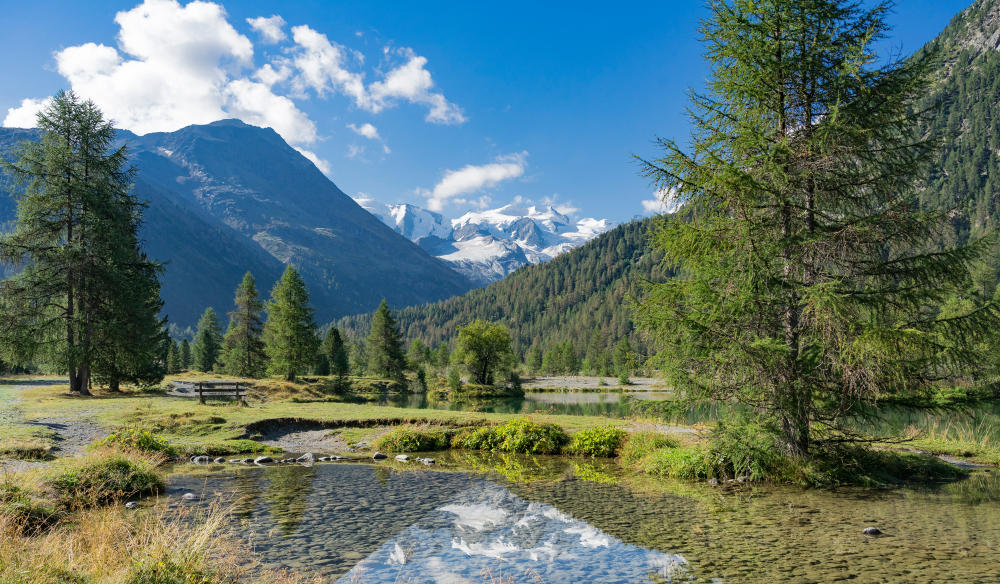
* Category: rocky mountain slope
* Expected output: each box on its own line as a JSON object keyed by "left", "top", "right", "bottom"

{"left": 1, "top": 120, "right": 473, "bottom": 326}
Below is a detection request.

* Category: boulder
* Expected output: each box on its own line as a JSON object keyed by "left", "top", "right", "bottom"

{"left": 190, "top": 455, "right": 212, "bottom": 464}
{"left": 254, "top": 456, "right": 274, "bottom": 464}
{"left": 182, "top": 493, "right": 197, "bottom": 501}
{"left": 862, "top": 527, "right": 883, "bottom": 536}
{"left": 395, "top": 454, "right": 411, "bottom": 462}
{"left": 707, "top": 478, "right": 719, "bottom": 486}
{"left": 125, "top": 501, "right": 138, "bottom": 509}
{"left": 296, "top": 452, "right": 315, "bottom": 463}
{"left": 372, "top": 452, "right": 388, "bottom": 460}
{"left": 214, "top": 457, "right": 226, "bottom": 464}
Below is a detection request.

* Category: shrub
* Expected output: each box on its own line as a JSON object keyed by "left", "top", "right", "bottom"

{"left": 447, "top": 368, "right": 462, "bottom": 391}
{"left": 48, "top": 454, "right": 165, "bottom": 508}
{"left": 568, "top": 425, "right": 629, "bottom": 457}
{"left": 97, "top": 427, "right": 175, "bottom": 455}
{"left": 375, "top": 427, "right": 451, "bottom": 452}
{"left": 704, "top": 419, "right": 793, "bottom": 482}
{"left": 620, "top": 432, "right": 679, "bottom": 465}
{"left": 451, "top": 426, "right": 503, "bottom": 451}
{"left": 494, "top": 419, "right": 569, "bottom": 454}
{"left": 639, "top": 446, "right": 711, "bottom": 479}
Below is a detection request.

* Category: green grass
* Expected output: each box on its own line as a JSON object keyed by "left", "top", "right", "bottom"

{"left": 47, "top": 453, "right": 165, "bottom": 508}
{"left": 374, "top": 426, "right": 452, "bottom": 452}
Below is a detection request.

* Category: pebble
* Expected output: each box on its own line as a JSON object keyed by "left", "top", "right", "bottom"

{"left": 862, "top": 527, "right": 883, "bottom": 536}
{"left": 182, "top": 492, "right": 197, "bottom": 501}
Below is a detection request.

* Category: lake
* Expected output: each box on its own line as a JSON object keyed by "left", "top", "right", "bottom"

{"left": 169, "top": 454, "right": 1000, "bottom": 583}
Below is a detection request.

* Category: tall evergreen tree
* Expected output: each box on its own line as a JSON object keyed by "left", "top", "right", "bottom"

{"left": 220, "top": 272, "right": 266, "bottom": 378}
{"left": 366, "top": 299, "right": 406, "bottom": 382}
{"left": 167, "top": 340, "right": 181, "bottom": 374}
{"left": 263, "top": 265, "right": 319, "bottom": 381}
{"left": 179, "top": 339, "right": 191, "bottom": 371}
{"left": 322, "top": 327, "right": 350, "bottom": 377}
{"left": 192, "top": 308, "right": 222, "bottom": 372}
{"left": 637, "top": 0, "right": 1000, "bottom": 456}
{"left": 525, "top": 342, "right": 543, "bottom": 373}
{"left": 0, "top": 91, "right": 165, "bottom": 394}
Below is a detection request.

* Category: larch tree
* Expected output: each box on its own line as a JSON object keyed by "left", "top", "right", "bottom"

{"left": 365, "top": 299, "right": 406, "bottom": 382}
{"left": 637, "top": 0, "right": 999, "bottom": 456}
{"left": 263, "top": 265, "right": 319, "bottom": 381}
{"left": 179, "top": 339, "right": 192, "bottom": 371}
{"left": 221, "top": 272, "right": 266, "bottom": 378}
{"left": 192, "top": 307, "right": 222, "bottom": 372}
{"left": 0, "top": 90, "right": 165, "bottom": 394}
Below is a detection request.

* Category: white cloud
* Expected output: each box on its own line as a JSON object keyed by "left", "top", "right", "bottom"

{"left": 347, "top": 144, "right": 364, "bottom": 159}
{"left": 424, "top": 152, "right": 527, "bottom": 212}
{"left": 351, "top": 192, "right": 379, "bottom": 212}
{"left": 246, "top": 15, "right": 286, "bottom": 44}
{"left": 254, "top": 62, "right": 292, "bottom": 86}
{"left": 347, "top": 122, "right": 380, "bottom": 140}
{"left": 641, "top": 188, "right": 682, "bottom": 214}
{"left": 3, "top": 97, "right": 53, "bottom": 128}
{"left": 290, "top": 25, "right": 368, "bottom": 105}
{"left": 369, "top": 49, "right": 465, "bottom": 124}
{"left": 224, "top": 78, "right": 317, "bottom": 143}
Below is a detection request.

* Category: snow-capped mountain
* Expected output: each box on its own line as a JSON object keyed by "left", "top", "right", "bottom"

{"left": 357, "top": 199, "right": 615, "bottom": 285}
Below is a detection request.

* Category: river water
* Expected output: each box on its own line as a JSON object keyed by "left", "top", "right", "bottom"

{"left": 169, "top": 453, "right": 1000, "bottom": 583}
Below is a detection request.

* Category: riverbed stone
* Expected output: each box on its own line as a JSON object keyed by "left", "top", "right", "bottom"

{"left": 214, "top": 457, "right": 226, "bottom": 464}
{"left": 862, "top": 527, "right": 883, "bottom": 536}
{"left": 182, "top": 492, "right": 197, "bottom": 501}
{"left": 191, "top": 455, "right": 212, "bottom": 464}
{"left": 373, "top": 452, "right": 388, "bottom": 460}
{"left": 297, "top": 452, "right": 315, "bottom": 463}
{"left": 254, "top": 456, "right": 274, "bottom": 464}
{"left": 395, "top": 454, "right": 410, "bottom": 462}
{"left": 125, "top": 501, "right": 138, "bottom": 509}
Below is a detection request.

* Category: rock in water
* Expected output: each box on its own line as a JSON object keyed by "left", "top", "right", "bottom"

{"left": 190, "top": 455, "right": 212, "bottom": 464}
{"left": 182, "top": 493, "right": 197, "bottom": 501}
{"left": 862, "top": 527, "right": 883, "bottom": 536}
{"left": 395, "top": 454, "right": 411, "bottom": 462}
{"left": 296, "top": 452, "right": 315, "bottom": 464}
{"left": 254, "top": 456, "right": 274, "bottom": 464}
{"left": 372, "top": 452, "right": 388, "bottom": 460}
{"left": 214, "top": 457, "right": 226, "bottom": 464}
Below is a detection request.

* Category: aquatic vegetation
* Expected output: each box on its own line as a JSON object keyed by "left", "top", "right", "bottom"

{"left": 619, "top": 432, "right": 679, "bottom": 465}
{"left": 374, "top": 426, "right": 451, "bottom": 452}
{"left": 568, "top": 425, "right": 629, "bottom": 457}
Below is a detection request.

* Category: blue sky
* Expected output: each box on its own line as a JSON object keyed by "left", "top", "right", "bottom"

{"left": 0, "top": 0, "right": 974, "bottom": 223}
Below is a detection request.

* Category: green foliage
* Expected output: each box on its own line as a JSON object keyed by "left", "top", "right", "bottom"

{"left": 636, "top": 0, "right": 1000, "bottom": 456}
{"left": 48, "top": 455, "right": 164, "bottom": 508}
{"left": 220, "top": 272, "right": 266, "bottom": 378}
{"left": 0, "top": 90, "right": 166, "bottom": 394}
{"left": 446, "top": 367, "right": 462, "bottom": 391}
{"left": 374, "top": 427, "right": 451, "bottom": 452}
{"left": 322, "top": 327, "right": 349, "bottom": 377}
{"left": 338, "top": 220, "right": 663, "bottom": 366}
{"left": 97, "top": 428, "right": 175, "bottom": 455}
{"left": 567, "top": 425, "right": 628, "bottom": 457}
{"left": 365, "top": 299, "right": 406, "bottom": 382}
{"left": 704, "top": 420, "right": 794, "bottom": 482}
{"left": 452, "top": 419, "right": 569, "bottom": 454}
{"left": 167, "top": 341, "right": 181, "bottom": 374}
{"left": 263, "top": 266, "right": 319, "bottom": 382}
{"left": 179, "top": 340, "right": 191, "bottom": 371}
{"left": 619, "top": 432, "right": 678, "bottom": 466}
{"left": 454, "top": 319, "right": 517, "bottom": 385}
{"left": 191, "top": 308, "right": 222, "bottom": 373}
{"left": 638, "top": 446, "right": 711, "bottom": 480}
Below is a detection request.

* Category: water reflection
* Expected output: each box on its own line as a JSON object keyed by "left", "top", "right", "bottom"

{"left": 169, "top": 457, "right": 1000, "bottom": 583}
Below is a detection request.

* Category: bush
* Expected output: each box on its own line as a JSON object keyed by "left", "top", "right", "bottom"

{"left": 704, "top": 419, "right": 793, "bottom": 482}
{"left": 639, "top": 446, "right": 711, "bottom": 479}
{"left": 452, "top": 419, "right": 569, "bottom": 454}
{"left": 620, "top": 432, "right": 679, "bottom": 465}
{"left": 568, "top": 425, "right": 629, "bottom": 457}
{"left": 48, "top": 454, "right": 165, "bottom": 508}
{"left": 447, "top": 368, "right": 462, "bottom": 391}
{"left": 97, "top": 427, "right": 175, "bottom": 455}
{"left": 375, "top": 427, "right": 451, "bottom": 452}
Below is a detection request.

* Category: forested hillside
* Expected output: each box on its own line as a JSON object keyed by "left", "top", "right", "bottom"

{"left": 919, "top": 0, "right": 1000, "bottom": 251}
{"left": 338, "top": 218, "right": 668, "bottom": 365}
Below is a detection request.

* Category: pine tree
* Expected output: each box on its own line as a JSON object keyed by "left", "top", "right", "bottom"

{"left": 525, "top": 342, "right": 543, "bottom": 373}
{"left": 637, "top": 0, "right": 1000, "bottom": 456}
{"left": 192, "top": 308, "right": 222, "bottom": 372}
{"left": 0, "top": 91, "right": 166, "bottom": 394}
{"left": 322, "top": 327, "right": 349, "bottom": 377}
{"left": 220, "top": 273, "right": 266, "bottom": 378}
{"left": 406, "top": 339, "right": 429, "bottom": 369}
{"left": 263, "top": 266, "right": 319, "bottom": 381}
{"left": 365, "top": 299, "right": 406, "bottom": 382}
{"left": 179, "top": 339, "right": 191, "bottom": 371}
{"left": 167, "top": 340, "right": 181, "bottom": 374}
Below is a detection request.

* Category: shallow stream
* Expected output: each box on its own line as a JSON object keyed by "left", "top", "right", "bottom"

{"left": 169, "top": 453, "right": 1000, "bottom": 583}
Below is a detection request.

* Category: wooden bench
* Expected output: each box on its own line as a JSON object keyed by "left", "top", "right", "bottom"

{"left": 196, "top": 381, "right": 247, "bottom": 406}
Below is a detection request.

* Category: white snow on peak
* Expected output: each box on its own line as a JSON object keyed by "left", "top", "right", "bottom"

{"left": 359, "top": 197, "right": 615, "bottom": 285}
